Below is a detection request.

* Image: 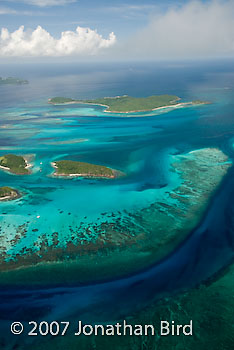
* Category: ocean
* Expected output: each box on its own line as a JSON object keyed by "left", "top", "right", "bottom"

{"left": 0, "top": 60, "right": 234, "bottom": 347}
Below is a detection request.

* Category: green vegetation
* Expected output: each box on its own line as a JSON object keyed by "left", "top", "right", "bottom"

{"left": 0, "top": 186, "right": 19, "bottom": 200}
{"left": 0, "top": 154, "right": 30, "bottom": 175}
{"left": 0, "top": 77, "right": 28, "bottom": 85}
{"left": 192, "top": 99, "right": 210, "bottom": 105}
{"left": 49, "top": 95, "right": 181, "bottom": 112}
{"left": 53, "top": 160, "right": 115, "bottom": 178}
{"left": 49, "top": 95, "right": 210, "bottom": 113}
{"left": 85, "top": 95, "right": 180, "bottom": 112}
{"left": 48, "top": 97, "right": 75, "bottom": 104}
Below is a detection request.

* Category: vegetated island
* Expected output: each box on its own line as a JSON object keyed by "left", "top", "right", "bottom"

{"left": 0, "top": 186, "right": 20, "bottom": 201}
{"left": 0, "top": 154, "right": 32, "bottom": 175}
{"left": 0, "top": 148, "right": 231, "bottom": 285}
{"left": 0, "top": 77, "right": 28, "bottom": 85}
{"left": 48, "top": 95, "right": 209, "bottom": 113}
{"left": 52, "top": 160, "right": 119, "bottom": 178}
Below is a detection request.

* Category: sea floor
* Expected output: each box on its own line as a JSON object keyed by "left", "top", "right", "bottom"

{"left": 0, "top": 61, "right": 234, "bottom": 349}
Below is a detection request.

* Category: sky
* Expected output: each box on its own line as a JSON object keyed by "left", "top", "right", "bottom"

{"left": 0, "top": 0, "right": 234, "bottom": 60}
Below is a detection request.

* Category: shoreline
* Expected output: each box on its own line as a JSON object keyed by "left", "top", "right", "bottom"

{"left": 0, "top": 148, "right": 230, "bottom": 285}
{"left": 0, "top": 165, "right": 10, "bottom": 171}
{"left": 0, "top": 189, "right": 21, "bottom": 202}
{"left": 0, "top": 154, "right": 34, "bottom": 175}
{"left": 51, "top": 162, "right": 120, "bottom": 179}
{"left": 48, "top": 98, "right": 209, "bottom": 114}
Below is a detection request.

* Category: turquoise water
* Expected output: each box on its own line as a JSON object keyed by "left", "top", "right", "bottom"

{"left": 0, "top": 99, "right": 185, "bottom": 258}
{"left": 0, "top": 61, "right": 234, "bottom": 257}
{"left": 0, "top": 61, "right": 234, "bottom": 338}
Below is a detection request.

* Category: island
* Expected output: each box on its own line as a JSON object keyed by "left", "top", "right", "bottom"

{"left": 48, "top": 95, "right": 209, "bottom": 113}
{"left": 52, "top": 160, "right": 118, "bottom": 178}
{"left": 0, "top": 186, "right": 20, "bottom": 201}
{"left": 0, "top": 154, "right": 31, "bottom": 175}
{"left": 0, "top": 148, "right": 231, "bottom": 285}
{"left": 0, "top": 77, "right": 28, "bottom": 85}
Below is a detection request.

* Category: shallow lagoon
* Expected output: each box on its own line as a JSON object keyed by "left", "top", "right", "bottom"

{"left": 0, "top": 86, "right": 230, "bottom": 278}
{"left": 0, "top": 145, "right": 231, "bottom": 284}
{"left": 0, "top": 61, "right": 234, "bottom": 348}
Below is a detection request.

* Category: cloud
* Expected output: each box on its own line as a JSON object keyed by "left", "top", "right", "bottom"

{"left": 5, "top": 0, "right": 76, "bottom": 7}
{"left": 121, "top": 0, "right": 234, "bottom": 59}
{"left": 0, "top": 25, "right": 116, "bottom": 57}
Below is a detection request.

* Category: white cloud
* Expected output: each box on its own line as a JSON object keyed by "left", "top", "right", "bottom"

{"left": 0, "top": 25, "right": 116, "bottom": 57}
{"left": 5, "top": 0, "right": 76, "bottom": 7}
{"left": 121, "top": 0, "right": 234, "bottom": 59}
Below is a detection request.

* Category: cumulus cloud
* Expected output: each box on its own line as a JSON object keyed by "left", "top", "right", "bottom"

{"left": 5, "top": 0, "right": 76, "bottom": 7}
{"left": 0, "top": 25, "right": 116, "bottom": 57}
{"left": 123, "top": 0, "right": 234, "bottom": 59}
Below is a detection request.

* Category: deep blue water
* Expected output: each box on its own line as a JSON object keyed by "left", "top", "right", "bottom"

{"left": 0, "top": 60, "right": 234, "bottom": 341}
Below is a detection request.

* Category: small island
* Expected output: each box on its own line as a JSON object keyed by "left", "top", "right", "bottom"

{"left": 0, "top": 154, "right": 31, "bottom": 175}
{"left": 48, "top": 95, "right": 209, "bottom": 113}
{"left": 0, "top": 77, "right": 28, "bottom": 85}
{"left": 52, "top": 160, "right": 118, "bottom": 178}
{"left": 0, "top": 186, "right": 20, "bottom": 201}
